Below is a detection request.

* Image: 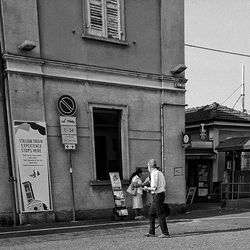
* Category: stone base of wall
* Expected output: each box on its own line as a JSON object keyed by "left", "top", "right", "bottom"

{"left": 0, "top": 212, "right": 14, "bottom": 225}
{"left": 55, "top": 203, "right": 186, "bottom": 222}
{"left": 19, "top": 211, "right": 55, "bottom": 225}
{"left": 169, "top": 203, "right": 186, "bottom": 215}
{"left": 55, "top": 208, "right": 130, "bottom": 222}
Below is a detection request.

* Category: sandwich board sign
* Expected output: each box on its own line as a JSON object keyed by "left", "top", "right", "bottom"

{"left": 186, "top": 187, "right": 196, "bottom": 205}
{"left": 109, "top": 172, "right": 128, "bottom": 219}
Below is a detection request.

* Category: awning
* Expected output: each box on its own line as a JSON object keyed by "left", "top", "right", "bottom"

{"left": 185, "top": 148, "right": 217, "bottom": 160}
{"left": 216, "top": 137, "right": 250, "bottom": 152}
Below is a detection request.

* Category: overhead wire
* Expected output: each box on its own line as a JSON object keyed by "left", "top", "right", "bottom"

{"left": 232, "top": 95, "right": 242, "bottom": 109}
{"left": 185, "top": 44, "right": 250, "bottom": 58}
{"left": 221, "top": 84, "right": 242, "bottom": 105}
{"left": 185, "top": 43, "right": 248, "bottom": 109}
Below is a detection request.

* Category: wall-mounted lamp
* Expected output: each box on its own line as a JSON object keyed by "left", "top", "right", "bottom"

{"left": 200, "top": 123, "right": 207, "bottom": 140}
{"left": 171, "top": 64, "right": 187, "bottom": 74}
{"left": 18, "top": 40, "right": 36, "bottom": 51}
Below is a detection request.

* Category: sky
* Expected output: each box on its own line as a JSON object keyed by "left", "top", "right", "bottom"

{"left": 185, "top": 0, "right": 250, "bottom": 112}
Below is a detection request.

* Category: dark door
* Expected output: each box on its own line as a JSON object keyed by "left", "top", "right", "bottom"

{"left": 93, "top": 108, "right": 122, "bottom": 180}
{"left": 95, "top": 136, "right": 107, "bottom": 180}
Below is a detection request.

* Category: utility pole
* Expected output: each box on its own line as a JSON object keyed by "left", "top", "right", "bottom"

{"left": 242, "top": 65, "right": 245, "bottom": 113}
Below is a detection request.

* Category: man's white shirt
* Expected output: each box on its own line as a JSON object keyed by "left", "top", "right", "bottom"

{"left": 150, "top": 168, "right": 166, "bottom": 194}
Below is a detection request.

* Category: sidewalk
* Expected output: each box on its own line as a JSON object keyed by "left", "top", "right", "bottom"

{"left": 0, "top": 203, "right": 249, "bottom": 238}
{"left": 173, "top": 202, "right": 250, "bottom": 220}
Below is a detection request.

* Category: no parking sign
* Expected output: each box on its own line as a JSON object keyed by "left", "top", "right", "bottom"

{"left": 57, "top": 95, "right": 77, "bottom": 116}
{"left": 57, "top": 95, "right": 77, "bottom": 150}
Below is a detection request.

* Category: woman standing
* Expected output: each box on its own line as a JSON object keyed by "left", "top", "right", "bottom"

{"left": 129, "top": 168, "right": 146, "bottom": 220}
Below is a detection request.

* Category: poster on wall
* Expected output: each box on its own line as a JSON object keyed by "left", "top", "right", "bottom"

{"left": 14, "top": 121, "right": 51, "bottom": 212}
{"left": 241, "top": 152, "right": 250, "bottom": 170}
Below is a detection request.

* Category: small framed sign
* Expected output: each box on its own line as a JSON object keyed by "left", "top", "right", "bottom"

{"left": 182, "top": 133, "right": 191, "bottom": 145}
{"left": 174, "top": 167, "right": 183, "bottom": 176}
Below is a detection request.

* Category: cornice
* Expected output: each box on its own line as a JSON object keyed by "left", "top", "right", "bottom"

{"left": 3, "top": 54, "right": 187, "bottom": 91}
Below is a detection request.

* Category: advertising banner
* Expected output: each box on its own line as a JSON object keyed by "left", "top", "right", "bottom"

{"left": 14, "top": 121, "right": 51, "bottom": 212}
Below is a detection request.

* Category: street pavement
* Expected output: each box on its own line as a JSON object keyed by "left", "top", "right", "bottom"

{"left": 0, "top": 206, "right": 250, "bottom": 249}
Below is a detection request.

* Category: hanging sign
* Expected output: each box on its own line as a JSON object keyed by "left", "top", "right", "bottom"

{"left": 13, "top": 121, "right": 51, "bottom": 212}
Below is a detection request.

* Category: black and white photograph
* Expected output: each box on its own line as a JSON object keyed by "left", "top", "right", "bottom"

{"left": 0, "top": 0, "right": 250, "bottom": 249}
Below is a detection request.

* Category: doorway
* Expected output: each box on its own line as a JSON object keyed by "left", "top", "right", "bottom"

{"left": 187, "top": 160, "right": 212, "bottom": 202}
{"left": 93, "top": 108, "right": 122, "bottom": 180}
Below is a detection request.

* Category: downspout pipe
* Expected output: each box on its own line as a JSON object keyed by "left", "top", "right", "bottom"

{"left": 160, "top": 0, "right": 164, "bottom": 172}
{"left": 0, "top": 1, "right": 18, "bottom": 225}
{"left": 0, "top": 54, "right": 17, "bottom": 226}
{"left": 160, "top": 86, "right": 164, "bottom": 172}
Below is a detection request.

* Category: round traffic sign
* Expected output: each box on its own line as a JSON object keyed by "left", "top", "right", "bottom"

{"left": 57, "top": 95, "right": 77, "bottom": 116}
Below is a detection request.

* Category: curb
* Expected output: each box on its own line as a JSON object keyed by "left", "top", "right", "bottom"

{"left": 1, "top": 208, "right": 250, "bottom": 238}
{"left": 0, "top": 218, "right": 194, "bottom": 238}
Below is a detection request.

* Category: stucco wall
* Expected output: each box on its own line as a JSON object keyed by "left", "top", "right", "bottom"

{"left": 36, "top": 0, "right": 161, "bottom": 74}
{"left": 7, "top": 73, "right": 45, "bottom": 121}
{"left": 1, "top": 0, "right": 185, "bottom": 75}
{"left": 0, "top": 0, "right": 186, "bottom": 222}
{"left": 1, "top": 0, "right": 40, "bottom": 57}
{"left": 44, "top": 78, "right": 174, "bottom": 211}
{"left": 164, "top": 103, "right": 186, "bottom": 204}
{"left": 0, "top": 92, "right": 12, "bottom": 220}
{"left": 161, "top": 0, "right": 185, "bottom": 74}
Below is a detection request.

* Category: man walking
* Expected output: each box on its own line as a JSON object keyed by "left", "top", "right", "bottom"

{"left": 143, "top": 159, "right": 170, "bottom": 238}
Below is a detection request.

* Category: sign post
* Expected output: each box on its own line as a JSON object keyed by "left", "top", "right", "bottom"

{"left": 57, "top": 95, "right": 78, "bottom": 222}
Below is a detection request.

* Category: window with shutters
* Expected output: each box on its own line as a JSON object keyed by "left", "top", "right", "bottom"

{"left": 84, "top": 0, "right": 125, "bottom": 41}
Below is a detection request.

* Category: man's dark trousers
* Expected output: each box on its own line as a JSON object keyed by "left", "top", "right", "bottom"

{"left": 148, "top": 192, "right": 169, "bottom": 235}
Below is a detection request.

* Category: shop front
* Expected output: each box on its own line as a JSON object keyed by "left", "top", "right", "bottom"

{"left": 217, "top": 137, "right": 250, "bottom": 204}
{"left": 185, "top": 143, "right": 218, "bottom": 203}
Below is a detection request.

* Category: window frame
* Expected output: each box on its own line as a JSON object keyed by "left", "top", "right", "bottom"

{"left": 82, "top": 0, "right": 126, "bottom": 43}
{"left": 88, "top": 103, "right": 129, "bottom": 182}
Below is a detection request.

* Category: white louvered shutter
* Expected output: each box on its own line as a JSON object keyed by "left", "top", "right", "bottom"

{"left": 106, "top": 0, "right": 121, "bottom": 39}
{"left": 87, "top": 0, "right": 105, "bottom": 37}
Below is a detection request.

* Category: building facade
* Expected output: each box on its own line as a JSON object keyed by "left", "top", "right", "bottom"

{"left": 0, "top": 0, "right": 186, "bottom": 225}
{"left": 185, "top": 103, "right": 250, "bottom": 203}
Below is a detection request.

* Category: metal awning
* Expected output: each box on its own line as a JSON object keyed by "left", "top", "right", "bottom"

{"left": 216, "top": 137, "right": 250, "bottom": 152}
{"left": 185, "top": 148, "right": 217, "bottom": 160}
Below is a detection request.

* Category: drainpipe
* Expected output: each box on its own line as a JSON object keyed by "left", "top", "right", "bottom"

{"left": 160, "top": 91, "right": 164, "bottom": 172}
{"left": 160, "top": 0, "right": 164, "bottom": 172}
{"left": 0, "top": 56, "right": 17, "bottom": 226}
{"left": 0, "top": 2, "right": 18, "bottom": 225}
